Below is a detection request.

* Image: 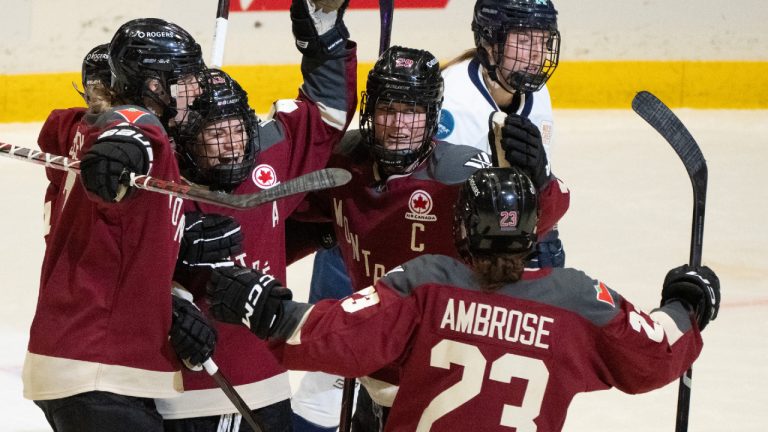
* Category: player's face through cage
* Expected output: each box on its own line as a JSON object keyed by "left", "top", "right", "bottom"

{"left": 493, "top": 28, "right": 560, "bottom": 92}
{"left": 373, "top": 100, "right": 429, "bottom": 152}
{"left": 193, "top": 117, "right": 248, "bottom": 170}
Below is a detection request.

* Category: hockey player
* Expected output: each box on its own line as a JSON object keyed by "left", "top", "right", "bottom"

{"left": 156, "top": 1, "right": 358, "bottom": 430}
{"left": 207, "top": 166, "right": 720, "bottom": 432}
{"left": 285, "top": 44, "right": 569, "bottom": 431}
{"left": 439, "top": 0, "right": 565, "bottom": 269}
{"left": 24, "top": 19, "right": 207, "bottom": 431}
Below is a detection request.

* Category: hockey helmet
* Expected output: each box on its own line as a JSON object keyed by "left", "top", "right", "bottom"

{"left": 82, "top": 43, "right": 111, "bottom": 89}
{"left": 108, "top": 18, "right": 204, "bottom": 126}
{"left": 360, "top": 46, "right": 444, "bottom": 176}
{"left": 176, "top": 69, "right": 259, "bottom": 192}
{"left": 454, "top": 167, "right": 538, "bottom": 262}
{"left": 472, "top": 0, "right": 560, "bottom": 93}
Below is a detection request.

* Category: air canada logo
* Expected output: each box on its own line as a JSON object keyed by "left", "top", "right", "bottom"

{"left": 405, "top": 190, "right": 437, "bottom": 222}
{"left": 252, "top": 164, "right": 278, "bottom": 189}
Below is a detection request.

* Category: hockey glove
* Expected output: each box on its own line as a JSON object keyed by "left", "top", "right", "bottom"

{"left": 170, "top": 294, "right": 217, "bottom": 369}
{"left": 80, "top": 125, "right": 152, "bottom": 203}
{"left": 290, "top": 0, "right": 350, "bottom": 57}
{"left": 661, "top": 264, "right": 721, "bottom": 330}
{"left": 488, "top": 113, "right": 550, "bottom": 189}
{"left": 178, "top": 212, "right": 243, "bottom": 268}
{"left": 207, "top": 266, "right": 293, "bottom": 339}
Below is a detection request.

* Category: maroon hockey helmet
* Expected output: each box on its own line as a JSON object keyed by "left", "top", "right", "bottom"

{"left": 454, "top": 167, "right": 538, "bottom": 262}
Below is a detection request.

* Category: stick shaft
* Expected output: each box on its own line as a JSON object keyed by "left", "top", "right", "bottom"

{"left": 203, "top": 359, "right": 263, "bottom": 432}
{"left": 210, "top": 0, "right": 231, "bottom": 68}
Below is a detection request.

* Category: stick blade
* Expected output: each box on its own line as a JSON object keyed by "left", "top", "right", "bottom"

{"left": 631, "top": 91, "right": 706, "bottom": 178}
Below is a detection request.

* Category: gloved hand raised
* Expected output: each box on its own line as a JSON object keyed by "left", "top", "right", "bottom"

{"left": 207, "top": 266, "right": 293, "bottom": 339}
{"left": 290, "top": 0, "right": 350, "bottom": 57}
{"left": 661, "top": 264, "right": 720, "bottom": 330}
{"left": 178, "top": 212, "right": 243, "bottom": 268}
{"left": 80, "top": 125, "right": 152, "bottom": 202}
{"left": 488, "top": 112, "right": 550, "bottom": 189}
{"left": 169, "top": 293, "right": 217, "bottom": 370}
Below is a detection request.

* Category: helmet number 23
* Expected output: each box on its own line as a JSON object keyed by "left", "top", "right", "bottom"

{"left": 417, "top": 339, "right": 548, "bottom": 431}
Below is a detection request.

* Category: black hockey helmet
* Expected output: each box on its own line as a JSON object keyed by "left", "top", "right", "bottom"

{"left": 360, "top": 45, "right": 444, "bottom": 176}
{"left": 82, "top": 43, "right": 111, "bottom": 89}
{"left": 175, "top": 69, "right": 259, "bottom": 192}
{"left": 454, "top": 167, "right": 538, "bottom": 262}
{"left": 472, "top": 0, "right": 560, "bottom": 93}
{"left": 108, "top": 18, "right": 204, "bottom": 125}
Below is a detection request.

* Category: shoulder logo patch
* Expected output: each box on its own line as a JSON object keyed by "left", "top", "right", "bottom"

{"left": 594, "top": 281, "right": 616, "bottom": 307}
{"left": 252, "top": 164, "right": 279, "bottom": 189}
{"left": 114, "top": 108, "right": 148, "bottom": 124}
{"left": 405, "top": 190, "right": 437, "bottom": 222}
{"left": 435, "top": 109, "right": 454, "bottom": 140}
{"left": 464, "top": 152, "right": 491, "bottom": 169}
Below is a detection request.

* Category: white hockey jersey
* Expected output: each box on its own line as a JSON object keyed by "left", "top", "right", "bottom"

{"left": 436, "top": 58, "right": 555, "bottom": 163}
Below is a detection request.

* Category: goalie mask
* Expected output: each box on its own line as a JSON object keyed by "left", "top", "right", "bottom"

{"left": 454, "top": 167, "right": 538, "bottom": 263}
{"left": 108, "top": 18, "right": 204, "bottom": 130}
{"left": 176, "top": 69, "right": 259, "bottom": 192}
{"left": 472, "top": 0, "right": 560, "bottom": 93}
{"left": 360, "top": 46, "right": 444, "bottom": 177}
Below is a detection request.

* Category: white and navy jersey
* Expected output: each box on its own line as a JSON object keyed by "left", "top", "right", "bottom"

{"left": 437, "top": 58, "right": 555, "bottom": 163}
{"left": 270, "top": 255, "right": 703, "bottom": 432}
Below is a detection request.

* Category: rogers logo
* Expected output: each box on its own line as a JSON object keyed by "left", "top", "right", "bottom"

{"left": 129, "top": 30, "right": 175, "bottom": 38}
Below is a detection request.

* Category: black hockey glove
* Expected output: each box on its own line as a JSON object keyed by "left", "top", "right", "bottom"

{"left": 80, "top": 125, "right": 151, "bottom": 203}
{"left": 170, "top": 294, "right": 217, "bottom": 369}
{"left": 178, "top": 212, "right": 243, "bottom": 268}
{"left": 661, "top": 264, "right": 720, "bottom": 330}
{"left": 489, "top": 113, "right": 550, "bottom": 189}
{"left": 290, "top": 0, "right": 350, "bottom": 57}
{"left": 207, "top": 266, "right": 293, "bottom": 339}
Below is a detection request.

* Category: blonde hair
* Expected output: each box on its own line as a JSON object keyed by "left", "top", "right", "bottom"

{"left": 441, "top": 48, "right": 476, "bottom": 72}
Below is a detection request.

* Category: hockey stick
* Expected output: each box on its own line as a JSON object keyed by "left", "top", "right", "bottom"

{"left": 210, "top": 0, "right": 230, "bottom": 68}
{"left": 378, "top": 0, "right": 395, "bottom": 55}
{"left": 0, "top": 143, "right": 351, "bottom": 210}
{"left": 631, "top": 90, "right": 707, "bottom": 432}
{"left": 203, "top": 359, "right": 264, "bottom": 432}
{"left": 338, "top": 3, "right": 397, "bottom": 428}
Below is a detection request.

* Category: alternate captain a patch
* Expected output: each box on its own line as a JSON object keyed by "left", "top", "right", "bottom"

{"left": 252, "top": 164, "right": 279, "bottom": 189}
{"left": 114, "top": 108, "right": 148, "bottom": 124}
{"left": 594, "top": 281, "right": 616, "bottom": 307}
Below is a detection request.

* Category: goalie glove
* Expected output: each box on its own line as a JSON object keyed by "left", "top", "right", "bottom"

{"left": 177, "top": 212, "right": 243, "bottom": 268}
{"left": 290, "top": 0, "right": 350, "bottom": 57}
{"left": 80, "top": 125, "right": 152, "bottom": 203}
{"left": 207, "top": 266, "right": 293, "bottom": 339}
{"left": 661, "top": 264, "right": 721, "bottom": 330}
{"left": 169, "top": 291, "right": 217, "bottom": 370}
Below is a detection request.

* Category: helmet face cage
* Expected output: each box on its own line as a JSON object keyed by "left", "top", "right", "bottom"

{"left": 453, "top": 167, "right": 539, "bottom": 262}
{"left": 108, "top": 18, "right": 204, "bottom": 127}
{"left": 360, "top": 46, "right": 444, "bottom": 176}
{"left": 82, "top": 43, "right": 111, "bottom": 90}
{"left": 473, "top": 0, "right": 560, "bottom": 93}
{"left": 176, "top": 69, "right": 259, "bottom": 192}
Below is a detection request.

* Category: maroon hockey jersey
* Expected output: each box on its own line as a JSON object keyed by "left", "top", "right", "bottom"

{"left": 270, "top": 254, "right": 703, "bottom": 432}
{"left": 157, "top": 42, "right": 358, "bottom": 419}
{"left": 24, "top": 106, "right": 184, "bottom": 400}
{"left": 296, "top": 135, "right": 570, "bottom": 292}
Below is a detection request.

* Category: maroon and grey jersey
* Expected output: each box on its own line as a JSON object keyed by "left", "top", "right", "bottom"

{"left": 157, "top": 43, "right": 358, "bottom": 419}
{"left": 271, "top": 254, "right": 703, "bottom": 432}
{"left": 298, "top": 135, "right": 570, "bottom": 292}
{"left": 24, "top": 106, "right": 184, "bottom": 401}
